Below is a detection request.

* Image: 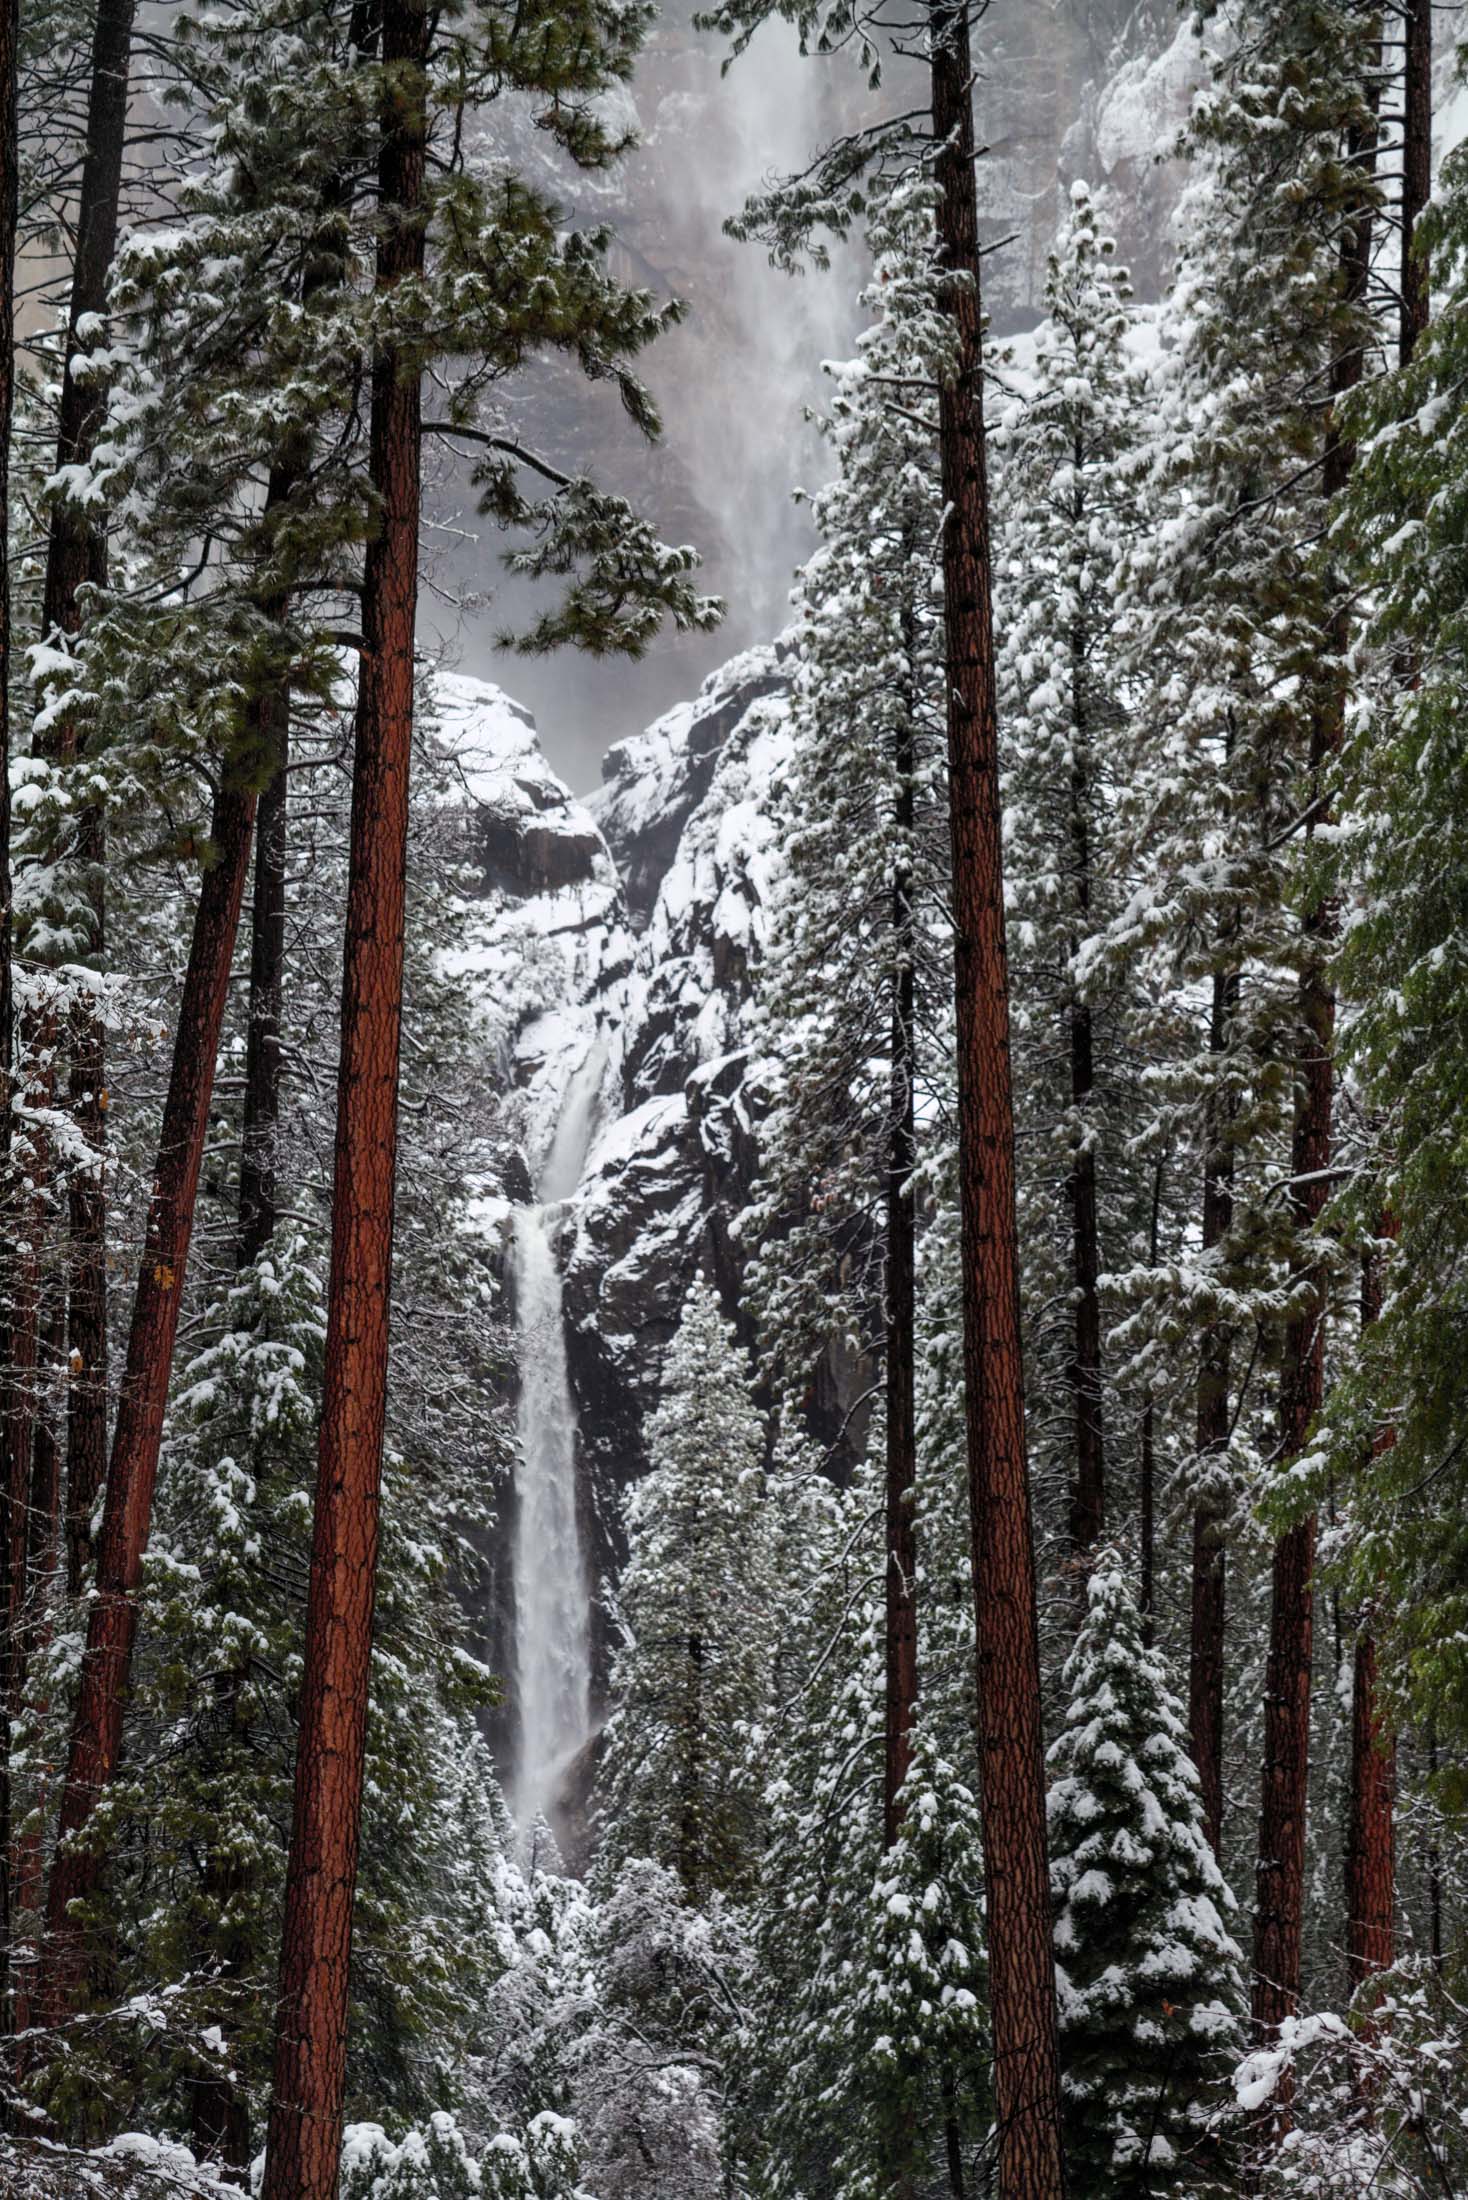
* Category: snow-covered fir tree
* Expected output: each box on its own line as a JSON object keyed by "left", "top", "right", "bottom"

{"left": 992, "top": 178, "right": 1156, "bottom": 1580}
{"left": 594, "top": 1275, "right": 774, "bottom": 1900}
{"left": 738, "top": 1449, "right": 989, "bottom": 2199}
{"left": 1320, "top": 62, "right": 1468, "bottom": 1773}
{"left": 1049, "top": 1551, "right": 1244, "bottom": 2194}
{"left": 744, "top": 167, "right": 950, "bottom": 1410}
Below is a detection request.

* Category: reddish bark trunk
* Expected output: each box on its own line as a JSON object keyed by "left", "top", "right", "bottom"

{"left": 37, "top": 780, "right": 257, "bottom": 2022}
{"left": 1191, "top": 967, "right": 1237, "bottom": 1860}
{"left": 261, "top": 16, "right": 428, "bottom": 2195}
{"left": 1345, "top": 1636, "right": 1395, "bottom": 1988}
{"left": 931, "top": 7, "right": 1066, "bottom": 2193}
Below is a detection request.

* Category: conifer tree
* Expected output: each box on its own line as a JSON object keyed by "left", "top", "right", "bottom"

{"left": 993, "top": 179, "right": 1150, "bottom": 1580}
{"left": 1104, "top": 6, "right": 1381, "bottom": 1935}
{"left": 595, "top": 1275, "right": 772, "bottom": 1900}
{"left": 1175, "top": 0, "right": 1379, "bottom": 2054}
{"left": 1048, "top": 1553, "right": 1244, "bottom": 2195}
{"left": 1320, "top": 39, "right": 1468, "bottom": 1794}
{"left": 739, "top": 1455, "right": 988, "bottom": 2200}
{"left": 697, "top": 3, "right": 1070, "bottom": 2171}
{"left": 29, "top": 0, "right": 138, "bottom": 1580}
{"left": 745, "top": 166, "right": 950, "bottom": 1854}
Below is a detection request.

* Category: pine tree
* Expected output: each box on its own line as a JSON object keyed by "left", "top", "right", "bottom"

{"left": 1318, "top": 35, "right": 1468, "bottom": 1796}
{"left": 594, "top": 1276, "right": 772, "bottom": 1900}
{"left": 1100, "top": 6, "right": 1381, "bottom": 1942}
{"left": 697, "top": 1, "right": 1072, "bottom": 2168}
{"left": 1048, "top": 1553, "right": 1244, "bottom": 2195}
{"left": 744, "top": 165, "right": 951, "bottom": 1865}
{"left": 740, "top": 1433, "right": 988, "bottom": 2200}
{"left": 992, "top": 178, "right": 1152, "bottom": 1582}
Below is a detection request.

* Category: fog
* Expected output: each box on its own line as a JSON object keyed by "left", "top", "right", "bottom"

{"left": 423, "top": 0, "right": 1192, "bottom": 792}
{"left": 422, "top": 10, "right": 866, "bottom": 794}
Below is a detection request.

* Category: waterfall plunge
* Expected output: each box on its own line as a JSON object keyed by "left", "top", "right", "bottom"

{"left": 510, "top": 1038, "right": 605, "bottom": 1829}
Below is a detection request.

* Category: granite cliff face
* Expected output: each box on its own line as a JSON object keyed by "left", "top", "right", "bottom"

{"left": 438, "top": 650, "right": 801, "bottom": 1780}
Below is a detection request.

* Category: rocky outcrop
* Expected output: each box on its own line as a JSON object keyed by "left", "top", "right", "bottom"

{"left": 439, "top": 650, "right": 796, "bottom": 1754}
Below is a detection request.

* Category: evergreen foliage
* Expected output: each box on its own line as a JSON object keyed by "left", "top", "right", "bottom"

{"left": 992, "top": 179, "right": 1158, "bottom": 1559}
{"left": 1317, "top": 96, "right": 1468, "bottom": 1774}
{"left": 594, "top": 1276, "right": 774, "bottom": 1900}
{"left": 744, "top": 170, "right": 950, "bottom": 1403}
{"left": 1049, "top": 1553, "right": 1244, "bottom": 2193}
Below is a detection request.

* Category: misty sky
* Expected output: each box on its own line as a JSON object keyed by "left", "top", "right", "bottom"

{"left": 421, "top": 14, "right": 863, "bottom": 795}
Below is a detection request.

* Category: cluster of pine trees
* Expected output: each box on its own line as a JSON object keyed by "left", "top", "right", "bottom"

{"left": 589, "top": 0, "right": 1468, "bottom": 2193}
{"left": 0, "top": 0, "right": 1465, "bottom": 2197}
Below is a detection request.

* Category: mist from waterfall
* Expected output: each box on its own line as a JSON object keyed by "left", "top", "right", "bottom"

{"left": 510, "top": 1037, "right": 607, "bottom": 1832}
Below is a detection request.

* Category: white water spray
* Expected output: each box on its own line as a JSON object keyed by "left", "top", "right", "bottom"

{"left": 510, "top": 1037, "right": 606, "bottom": 1827}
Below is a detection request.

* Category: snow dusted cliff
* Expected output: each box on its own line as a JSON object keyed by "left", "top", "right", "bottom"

{"left": 434, "top": 648, "right": 816, "bottom": 1783}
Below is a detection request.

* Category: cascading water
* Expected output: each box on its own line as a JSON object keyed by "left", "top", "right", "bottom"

{"left": 510, "top": 1036, "right": 606, "bottom": 1829}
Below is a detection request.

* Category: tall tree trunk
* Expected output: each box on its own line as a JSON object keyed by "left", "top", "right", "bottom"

{"left": 37, "top": 780, "right": 258, "bottom": 2023}
{"left": 189, "top": 575, "right": 291, "bottom": 2173}
{"left": 0, "top": 0, "right": 19, "bottom": 2043}
{"left": 930, "top": 7, "right": 1066, "bottom": 2193}
{"left": 261, "top": 15, "right": 427, "bottom": 2194}
{"left": 1350, "top": 22, "right": 1431, "bottom": 2007}
{"left": 883, "top": 710, "right": 918, "bottom": 1853}
{"left": 1252, "top": 88, "right": 1377, "bottom": 2056}
{"left": 1190, "top": 966, "right": 1237, "bottom": 1861}
{"left": 1345, "top": 1631, "right": 1393, "bottom": 1989}
{"left": 38, "top": 0, "right": 138, "bottom": 1594}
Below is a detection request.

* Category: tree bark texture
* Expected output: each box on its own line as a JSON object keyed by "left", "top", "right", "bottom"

{"left": 261, "top": 17, "right": 428, "bottom": 2195}
{"left": 930, "top": 7, "right": 1066, "bottom": 2193}
{"left": 1191, "top": 967, "right": 1237, "bottom": 1861}
{"left": 38, "top": 780, "right": 257, "bottom": 2022}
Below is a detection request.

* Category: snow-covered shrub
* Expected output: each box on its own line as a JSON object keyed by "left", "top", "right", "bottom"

{"left": 1235, "top": 1970, "right": 1468, "bottom": 2198}
{"left": 337, "top": 2111, "right": 588, "bottom": 2200}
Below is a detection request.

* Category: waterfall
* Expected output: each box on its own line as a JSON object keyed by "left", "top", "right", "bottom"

{"left": 510, "top": 1035, "right": 606, "bottom": 1829}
